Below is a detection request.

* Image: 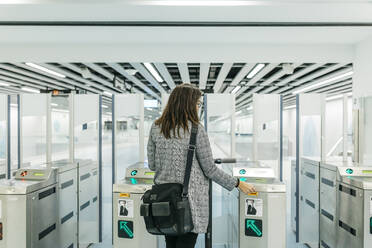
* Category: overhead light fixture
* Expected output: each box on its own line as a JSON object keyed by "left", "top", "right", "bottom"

{"left": 81, "top": 67, "right": 91, "bottom": 79}
{"left": 292, "top": 71, "right": 353, "bottom": 95}
{"left": 103, "top": 91, "right": 113, "bottom": 97}
{"left": 282, "top": 63, "right": 295, "bottom": 75}
{"left": 284, "top": 105, "right": 296, "bottom": 110}
{"left": 236, "top": 110, "right": 242, "bottom": 115}
{"left": 144, "top": 63, "right": 164, "bottom": 83}
{"left": 231, "top": 86, "right": 241, "bottom": 94}
{"left": 51, "top": 103, "right": 58, "bottom": 107}
{"left": 125, "top": 69, "right": 137, "bottom": 76}
{"left": 102, "top": 105, "right": 109, "bottom": 109}
{"left": 21, "top": 87, "right": 40, "bottom": 93}
{"left": 326, "top": 92, "right": 352, "bottom": 101}
{"left": 0, "top": 82, "right": 10, "bottom": 87}
{"left": 246, "top": 106, "right": 253, "bottom": 111}
{"left": 25, "top": 63, "right": 66, "bottom": 78}
{"left": 247, "top": 64, "right": 265, "bottom": 79}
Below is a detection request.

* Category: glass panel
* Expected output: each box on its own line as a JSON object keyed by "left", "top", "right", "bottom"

{"left": 253, "top": 94, "right": 280, "bottom": 170}
{"left": 74, "top": 94, "right": 100, "bottom": 244}
{"left": 114, "top": 94, "right": 143, "bottom": 181}
{"left": 144, "top": 104, "right": 161, "bottom": 161}
{"left": 205, "top": 94, "right": 238, "bottom": 248}
{"left": 21, "top": 94, "right": 48, "bottom": 167}
{"left": 74, "top": 95, "right": 99, "bottom": 162}
{"left": 51, "top": 95, "right": 70, "bottom": 162}
{"left": 0, "top": 95, "right": 7, "bottom": 177}
{"left": 10, "top": 95, "right": 18, "bottom": 174}
{"left": 299, "top": 94, "right": 324, "bottom": 159}
{"left": 325, "top": 98, "right": 344, "bottom": 158}
{"left": 363, "top": 96, "right": 372, "bottom": 163}
{"left": 235, "top": 114, "right": 253, "bottom": 159}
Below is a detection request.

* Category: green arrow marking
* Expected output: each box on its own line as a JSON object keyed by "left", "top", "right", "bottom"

{"left": 120, "top": 221, "right": 134, "bottom": 238}
{"left": 246, "top": 220, "right": 262, "bottom": 237}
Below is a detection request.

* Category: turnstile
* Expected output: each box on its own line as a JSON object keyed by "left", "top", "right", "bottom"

{"left": 290, "top": 159, "right": 296, "bottom": 233}
{"left": 113, "top": 162, "right": 157, "bottom": 248}
{"left": 77, "top": 159, "right": 100, "bottom": 247}
{"left": 336, "top": 167, "right": 372, "bottom": 248}
{"left": 0, "top": 168, "right": 58, "bottom": 248}
{"left": 319, "top": 160, "right": 354, "bottom": 248}
{"left": 298, "top": 157, "right": 320, "bottom": 247}
{"left": 47, "top": 161, "right": 78, "bottom": 248}
{"left": 234, "top": 165, "right": 286, "bottom": 248}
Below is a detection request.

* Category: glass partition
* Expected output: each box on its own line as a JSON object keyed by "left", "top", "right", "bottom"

{"left": 144, "top": 100, "right": 161, "bottom": 161}
{"left": 51, "top": 95, "right": 71, "bottom": 162}
{"left": 205, "top": 94, "right": 238, "bottom": 248}
{"left": 74, "top": 94, "right": 100, "bottom": 245}
{"left": 235, "top": 113, "right": 253, "bottom": 160}
{"left": 10, "top": 95, "right": 18, "bottom": 174}
{"left": 252, "top": 94, "right": 281, "bottom": 177}
{"left": 113, "top": 94, "right": 144, "bottom": 182}
{"left": 20, "top": 94, "right": 49, "bottom": 167}
{"left": 298, "top": 94, "right": 325, "bottom": 159}
{"left": 0, "top": 95, "right": 7, "bottom": 178}
{"left": 361, "top": 96, "right": 372, "bottom": 164}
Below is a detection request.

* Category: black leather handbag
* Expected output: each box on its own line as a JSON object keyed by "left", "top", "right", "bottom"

{"left": 140, "top": 124, "right": 198, "bottom": 235}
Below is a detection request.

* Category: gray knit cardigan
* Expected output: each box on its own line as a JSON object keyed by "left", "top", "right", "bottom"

{"left": 147, "top": 123, "right": 237, "bottom": 233}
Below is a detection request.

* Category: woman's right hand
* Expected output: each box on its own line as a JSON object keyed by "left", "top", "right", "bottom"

{"left": 238, "top": 181, "right": 256, "bottom": 195}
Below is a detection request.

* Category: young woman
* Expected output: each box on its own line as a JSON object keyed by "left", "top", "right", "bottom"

{"left": 147, "top": 83, "right": 256, "bottom": 248}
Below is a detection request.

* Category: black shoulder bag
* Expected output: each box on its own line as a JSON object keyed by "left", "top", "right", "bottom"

{"left": 140, "top": 124, "right": 198, "bottom": 235}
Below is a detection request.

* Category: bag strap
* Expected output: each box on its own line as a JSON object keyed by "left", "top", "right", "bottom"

{"left": 182, "top": 123, "right": 198, "bottom": 197}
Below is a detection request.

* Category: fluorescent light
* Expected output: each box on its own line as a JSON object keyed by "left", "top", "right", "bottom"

{"left": 21, "top": 87, "right": 40, "bottom": 93}
{"left": 0, "top": 82, "right": 10, "bottom": 87}
{"left": 284, "top": 105, "right": 296, "bottom": 110}
{"left": 247, "top": 64, "right": 265, "bottom": 79}
{"left": 292, "top": 71, "right": 354, "bottom": 95}
{"left": 231, "top": 86, "right": 241, "bottom": 94}
{"left": 246, "top": 106, "right": 253, "bottom": 111}
{"left": 102, "top": 105, "right": 109, "bottom": 109}
{"left": 51, "top": 103, "right": 58, "bottom": 107}
{"left": 103, "top": 91, "right": 112, "bottom": 97}
{"left": 326, "top": 92, "right": 352, "bottom": 101}
{"left": 236, "top": 110, "right": 242, "bottom": 115}
{"left": 144, "top": 63, "right": 164, "bottom": 83}
{"left": 25, "top": 63, "right": 66, "bottom": 78}
{"left": 10, "top": 103, "right": 17, "bottom": 107}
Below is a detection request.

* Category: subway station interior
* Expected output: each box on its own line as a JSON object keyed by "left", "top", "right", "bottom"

{"left": 1, "top": 1, "right": 372, "bottom": 248}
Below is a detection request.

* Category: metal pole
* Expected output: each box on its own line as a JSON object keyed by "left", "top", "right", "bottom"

{"left": 17, "top": 94, "right": 21, "bottom": 169}
{"left": 7, "top": 95, "right": 11, "bottom": 179}
{"left": 279, "top": 95, "right": 283, "bottom": 182}
{"left": 295, "top": 94, "right": 300, "bottom": 243}
{"left": 204, "top": 94, "right": 212, "bottom": 248}
{"left": 98, "top": 95, "right": 103, "bottom": 243}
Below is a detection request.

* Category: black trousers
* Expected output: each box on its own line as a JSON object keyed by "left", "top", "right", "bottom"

{"left": 165, "top": 233, "right": 198, "bottom": 248}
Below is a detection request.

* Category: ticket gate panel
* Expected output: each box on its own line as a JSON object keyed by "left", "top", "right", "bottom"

{"left": 299, "top": 158, "right": 320, "bottom": 245}
{"left": 113, "top": 163, "right": 157, "bottom": 248}
{"left": 336, "top": 167, "right": 372, "bottom": 248}
{"left": 113, "top": 192, "right": 156, "bottom": 247}
{"left": 233, "top": 165, "right": 286, "bottom": 248}
{"left": 0, "top": 168, "right": 58, "bottom": 248}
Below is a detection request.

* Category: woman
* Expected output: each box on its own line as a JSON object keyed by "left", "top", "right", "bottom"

{"left": 147, "top": 83, "right": 256, "bottom": 248}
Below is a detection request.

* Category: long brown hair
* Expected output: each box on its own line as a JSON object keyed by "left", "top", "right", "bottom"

{"left": 155, "top": 83, "right": 202, "bottom": 139}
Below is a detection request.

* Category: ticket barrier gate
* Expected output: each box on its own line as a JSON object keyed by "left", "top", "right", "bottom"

{"left": 0, "top": 168, "right": 58, "bottom": 248}
{"left": 234, "top": 164, "right": 286, "bottom": 248}
{"left": 336, "top": 167, "right": 372, "bottom": 248}
{"left": 113, "top": 162, "right": 157, "bottom": 248}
